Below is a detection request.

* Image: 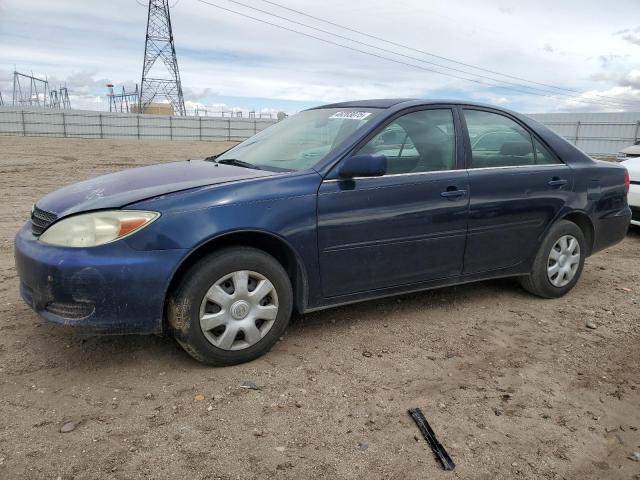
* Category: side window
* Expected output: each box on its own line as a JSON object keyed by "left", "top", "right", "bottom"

{"left": 533, "top": 138, "right": 560, "bottom": 164}
{"left": 464, "top": 110, "right": 535, "bottom": 168}
{"left": 357, "top": 109, "right": 455, "bottom": 175}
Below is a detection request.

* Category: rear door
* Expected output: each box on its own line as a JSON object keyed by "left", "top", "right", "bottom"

{"left": 316, "top": 107, "right": 469, "bottom": 297}
{"left": 461, "top": 107, "right": 573, "bottom": 274}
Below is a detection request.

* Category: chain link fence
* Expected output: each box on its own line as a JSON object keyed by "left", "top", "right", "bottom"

{"left": 2, "top": 107, "right": 639, "bottom": 157}
{"left": 528, "top": 112, "right": 640, "bottom": 157}
{"left": 0, "top": 107, "right": 278, "bottom": 141}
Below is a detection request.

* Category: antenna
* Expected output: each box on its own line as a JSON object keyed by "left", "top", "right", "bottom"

{"left": 139, "top": 0, "right": 186, "bottom": 115}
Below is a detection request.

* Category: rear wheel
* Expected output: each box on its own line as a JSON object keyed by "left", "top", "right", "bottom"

{"left": 519, "top": 220, "right": 586, "bottom": 298}
{"left": 168, "top": 247, "right": 293, "bottom": 366}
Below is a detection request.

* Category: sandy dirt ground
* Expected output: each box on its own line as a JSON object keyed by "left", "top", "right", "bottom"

{"left": 0, "top": 136, "right": 639, "bottom": 480}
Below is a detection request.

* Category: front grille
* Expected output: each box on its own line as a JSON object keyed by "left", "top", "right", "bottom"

{"left": 631, "top": 206, "right": 640, "bottom": 222}
{"left": 31, "top": 206, "right": 57, "bottom": 236}
{"left": 45, "top": 301, "right": 95, "bottom": 320}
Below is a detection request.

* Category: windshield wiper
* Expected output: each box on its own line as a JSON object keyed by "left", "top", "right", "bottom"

{"left": 215, "top": 158, "right": 261, "bottom": 170}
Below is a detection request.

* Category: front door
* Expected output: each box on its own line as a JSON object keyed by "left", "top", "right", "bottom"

{"left": 461, "top": 108, "right": 574, "bottom": 274}
{"left": 317, "top": 107, "right": 469, "bottom": 298}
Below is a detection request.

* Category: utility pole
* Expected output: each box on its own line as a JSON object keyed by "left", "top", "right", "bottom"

{"left": 139, "top": 0, "right": 186, "bottom": 115}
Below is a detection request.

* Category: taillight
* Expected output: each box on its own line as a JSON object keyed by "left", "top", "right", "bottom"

{"left": 624, "top": 169, "right": 630, "bottom": 194}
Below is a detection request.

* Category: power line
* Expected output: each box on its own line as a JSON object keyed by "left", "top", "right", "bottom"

{"left": 259, "top": 0, "right": 640, "bottom": 108}
{"left": 197, "top": 0, "right": 636, "bottom": 109}
{"left": 219, "top": 0, "right": 637, "bottom": 109}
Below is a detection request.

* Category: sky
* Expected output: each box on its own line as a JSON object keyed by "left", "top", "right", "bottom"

{"left": 0, "top": 0, "right": 639, "bottom": 115}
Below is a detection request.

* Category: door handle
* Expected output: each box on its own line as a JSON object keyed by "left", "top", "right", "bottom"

{"left": 440, "top": 188, "right": 467, "bottom": 199}
{"left": 548, "top": 177, "right": 568, "bottom": 188}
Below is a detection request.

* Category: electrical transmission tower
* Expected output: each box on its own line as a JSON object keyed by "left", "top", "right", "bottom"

{"left": 49, "top": 86, "right": 72, "bottom": 109}
{"left": 13, "top": 71, "right": 50, "bottom": 107}
{"left": 140, "top": 0, "right": 186, "bottom": 115}
{"left": 107, "top": 84, "right": 140, "bottom": 113}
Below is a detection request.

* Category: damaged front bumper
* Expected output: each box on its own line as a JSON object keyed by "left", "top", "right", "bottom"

{"left": 14, "top": 222, "right": 186, "bottom": 334}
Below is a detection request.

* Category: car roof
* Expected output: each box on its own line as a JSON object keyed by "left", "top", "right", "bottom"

{"left": 310, "top": 98, "right": 507, "bottom": 110}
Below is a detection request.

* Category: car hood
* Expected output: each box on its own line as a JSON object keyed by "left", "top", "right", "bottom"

{"left": 621, "top": 144, "right": 640, "bottom": 155}
{"left": 36, "top": 159, "right": 273, "bottom": 217}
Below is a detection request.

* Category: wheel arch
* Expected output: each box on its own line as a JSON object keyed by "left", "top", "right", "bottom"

{"left": 560, "top": 210, "right": 595, "bottom": 256}
{"left": 162, "top": 229, "right": 308, "bottom": 331}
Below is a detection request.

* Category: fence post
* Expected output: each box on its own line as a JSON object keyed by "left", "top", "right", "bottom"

{"left": 574, "top": 121, "right": 581, "bottom": 146}
{"left": 228, "top": 119, "right": 231, "bottom": 141}
{"left": 137, "top": 115, "right": 140, "bottom": 140}
{"left": 199, "top": 115, "right": 202, "bottom": 141}
{"left": 254, "top": 118, "right": 257, "bottom": 135}
{"left": 62, "top": 112, "right": 67, "bottom": 138}
{"left": 99, "top": 113, "right": 103, "bottom": 139}
{"left": 169, "top": 116, "right": 173, "bottom": 140}
{"left": 21, "top": 110, "right": 26, "bottom": 136}
{"left": 635, "top": 121, "right": 640, "bottom": 144}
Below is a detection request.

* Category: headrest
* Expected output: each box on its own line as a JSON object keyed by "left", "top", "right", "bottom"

{"left": 499, "top": 141, "right": 532, "bottom": 156}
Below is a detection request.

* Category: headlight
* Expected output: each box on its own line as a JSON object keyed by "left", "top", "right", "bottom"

{"left": 39, "top": 210, "right": 159, "bottom": 247}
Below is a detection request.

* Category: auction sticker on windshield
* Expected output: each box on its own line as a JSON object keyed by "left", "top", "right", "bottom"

{"left": 329, "top": 111, "right": 372, "bottom": 120}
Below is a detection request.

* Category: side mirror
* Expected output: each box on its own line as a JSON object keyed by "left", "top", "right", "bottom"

{"left": 337, "top": 154, "right": 387, "bottom": 179}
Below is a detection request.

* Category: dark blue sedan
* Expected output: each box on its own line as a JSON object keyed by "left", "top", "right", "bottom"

{"left": 15, "top": 99, "right": 631, "bottom": 365}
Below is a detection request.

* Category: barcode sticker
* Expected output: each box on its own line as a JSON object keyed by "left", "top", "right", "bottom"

{"left": 329, "top": 111, "right": 372, "bottom": 120}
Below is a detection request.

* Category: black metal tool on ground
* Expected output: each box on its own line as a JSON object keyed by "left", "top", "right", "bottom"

{"left": 408, "top": 407, "right": 456, "bottom": 471}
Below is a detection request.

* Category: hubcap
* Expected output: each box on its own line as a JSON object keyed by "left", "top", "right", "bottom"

{"left": 547, "top": 235, "right": 580, "bottom": 288}
{"left": 199, "top": 270, "right": 279, "bottom": 351}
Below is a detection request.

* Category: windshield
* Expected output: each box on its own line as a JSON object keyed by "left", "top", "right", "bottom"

{"left": 215, "top": 108, "right": 382, "bottom": 171}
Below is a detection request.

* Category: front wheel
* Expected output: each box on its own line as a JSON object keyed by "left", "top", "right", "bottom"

{"left": 519, "top": 220, "right": 586, "bottom": 298}
{"left": 167, "top": 247, "right": 293, "bottom": 366}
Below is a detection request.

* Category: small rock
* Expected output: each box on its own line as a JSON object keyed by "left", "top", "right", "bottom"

{"left": 194, "top": 394, "right": 205, "bottom": 401}
{"left": 240, "top": 381, "right": 261, "bottom": 391}
{"left": 275, "top": 446, "right": 286, "bottom": 452}
{"left": 294, "top": 400, "right": 302, "bottom": 408}
{"left": 60, "top": 421, "right": 77, "bottom": 433}
{"left": 629, "top": 452, "right": 640, "bottom": 462}
{"left": 511, "top": 462, "right": 518, "bottom": 467}
{"left": 143, "top": 393, "right": 154, "bottom": 400}
{"left": 438, "top": 403, "right": 446, "bottom": 409}
{"left": 586, "top": 321, "right": 597, "bottom": 330}
{"left": 494, "top": 408, "right": 503, "bottom": 416}
{"left": 207, "top": 405, "right": 213, "bottom": 412}
{"left": 362, "top": 351, "right": 372, "bottom": 358}
{"left": 358, "top": 441, "right": 368, "bottom": 451}
{"left": 414, "top": 434, "right": 420, "bottom": 442}
{"left": 253, "top": 429, "right": 264, "bottom": 437}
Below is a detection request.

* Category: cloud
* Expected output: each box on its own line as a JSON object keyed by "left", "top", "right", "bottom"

{"left": 616, "top": 26, "right": 640, "bottom": 46}
{"left": 1, "top": 0, "right": 640, "bottom": 113}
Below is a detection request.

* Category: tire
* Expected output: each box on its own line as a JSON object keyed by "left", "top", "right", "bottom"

{"left": 167, "top": 247, "right": 293, "bottom": 366}
{"left": 519, "top": 220, "right": 586, "bottom": 298}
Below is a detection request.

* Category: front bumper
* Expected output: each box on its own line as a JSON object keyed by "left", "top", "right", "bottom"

{"left": 14, "top": 222, "right": 186, "bottom": 334}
